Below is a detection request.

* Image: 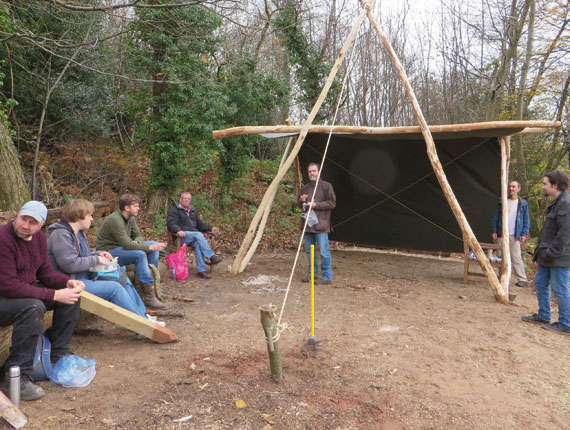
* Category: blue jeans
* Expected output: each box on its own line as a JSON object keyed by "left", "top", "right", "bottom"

{"left": 181, "top": 231, "right": 215, "bottom": 273}
{"left": 108, "top": 241, "right": 159, "bottom": 285}
{"left": 83, "top": 279, "right": 146, "bottom": 317}
{"left": 535, "top": 265, "right": 570, "bottom": 328}
{"left": 304, "top": 232, "right": 332, "bottom": 281}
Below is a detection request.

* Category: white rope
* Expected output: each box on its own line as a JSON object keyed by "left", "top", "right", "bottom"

{"left": 264, "top": 322, "right": 289, "bottom": 346}
{"left": 277, "top": 28, "right": 362, "bottom": 327}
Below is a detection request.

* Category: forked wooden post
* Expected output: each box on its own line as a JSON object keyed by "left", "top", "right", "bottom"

{"left": 499, "top": 136, "right": 512, "bottom": 291}
{"left": 362, "top": 1, "right": 509, "bottom": 303}
{"left": 229, "top": 0, "right": 375, "bottom": 274}
{"left": 259, "top": 304, "right": 282, "bottom": 380}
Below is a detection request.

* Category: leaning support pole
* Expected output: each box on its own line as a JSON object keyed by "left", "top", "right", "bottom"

{"left": 260, "top": 304, "right": 282, "bottom": 381}
{"left": 363, "top": 2, "right": 509, "bottom": 303}
{"left": 499, "top": 136, "right": 512, "bottom": 291}
{"left": 229, "top": 0, "right": 375, "bottom": 275}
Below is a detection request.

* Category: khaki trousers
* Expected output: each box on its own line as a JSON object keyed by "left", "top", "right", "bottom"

{"left": 498, "top": 235, "right": 527, "bottom": 283}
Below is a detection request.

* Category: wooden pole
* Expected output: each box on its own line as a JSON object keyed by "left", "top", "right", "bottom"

{"left": 499, "top": 136, "right": 512, "bottom": 291}
{"left": 229, "top": 0, "right": 375, "bottom": 275}
{"left": 363, "top": 2, "right": 509, "bottom": 303}
{"left": 294, "top": 156, "right": 302, "bottom": 194}
{"left": 212, "top": 120, "right": 561, "bottom": 139}
{"left": 239, "top": 136, "right": 295, "bottom": 272}
{"left": 259, "top": 304, "right": 282, "bottom": 380}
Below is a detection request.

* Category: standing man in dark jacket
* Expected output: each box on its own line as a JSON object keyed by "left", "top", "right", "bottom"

{"left": 491, "top": 180, "right": 530, "bottom": 287}
{"left": 166, "top": 192, "right": 222, "bottom": 279}
{"left": 298, "top": 163, "right": 336, "bottom": 285}
{"left": 522, "top": 171, "right": 570, "bottom": 335}
{"left": 0, "top": 201, "right": 84, "bottom": 400}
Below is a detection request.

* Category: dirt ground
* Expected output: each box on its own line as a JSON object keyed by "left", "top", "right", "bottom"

{"left": 5, "top": 248, "right": 570, "bottom": 430}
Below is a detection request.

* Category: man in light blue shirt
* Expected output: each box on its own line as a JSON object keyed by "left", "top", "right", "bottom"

{"left": 491, "top": 181, "right": 530, "bottom": 287}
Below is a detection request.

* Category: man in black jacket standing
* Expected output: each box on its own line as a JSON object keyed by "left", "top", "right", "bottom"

{"left": 523, "top": 171, "right": 570, "bottom": 335}
{"left": 166, "top": 192, "right": 222, "bottom": 279}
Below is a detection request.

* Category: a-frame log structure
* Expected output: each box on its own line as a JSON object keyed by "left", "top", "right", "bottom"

{"left": 214, "top": 0, "right": 561, "bottom": 303}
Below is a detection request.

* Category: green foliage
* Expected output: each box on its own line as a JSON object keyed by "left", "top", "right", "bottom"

{"left": 124, "top": 4, "right": 228, "bottom": 190}
{"left": 218, "top": 55, "right": 289, "bottom": 189}
{"left": 1, "top": 2, "right": 113, "bottom": 140}
{"left": 151, "top": 211, "right": 166, "bottom": 237}
{"left": 0, "top": 6, "right": 16, "bottom": 125}
{"left": 124, "top": 4, "right": 288, "bottom": 192}
{"left": 273, "top": 2, "right": 341, "bottom": 121}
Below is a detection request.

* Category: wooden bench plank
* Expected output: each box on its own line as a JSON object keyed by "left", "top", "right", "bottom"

{"left": 79, "top": 291, "right": 178, "bottom": 344}
{"left": 0, "top": 391, "right": 27, "bottom": 429}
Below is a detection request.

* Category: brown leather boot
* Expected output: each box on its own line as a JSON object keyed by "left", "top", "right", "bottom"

{"left": 141, "top": 284, "right": 167, "bottom": 309}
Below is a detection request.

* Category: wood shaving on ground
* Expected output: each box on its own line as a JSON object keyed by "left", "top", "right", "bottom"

{"left": 242, "top": 275, "right": 288, "bottom": 294}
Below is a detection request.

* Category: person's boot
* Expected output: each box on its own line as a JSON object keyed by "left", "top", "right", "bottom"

{"left": 3, "top": 373, "right": 45, "bottom": 401}
{"left": 141, "top": 284, "right": 167, "bottom": 309}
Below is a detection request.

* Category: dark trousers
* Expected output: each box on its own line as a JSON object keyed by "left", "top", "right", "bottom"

{"left": 0, "top": 295, "right": 80, "bottom": 377}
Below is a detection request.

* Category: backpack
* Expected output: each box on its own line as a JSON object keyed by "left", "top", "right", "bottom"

{"left": 30, "top": 334, "right": 52, "bottom": 381}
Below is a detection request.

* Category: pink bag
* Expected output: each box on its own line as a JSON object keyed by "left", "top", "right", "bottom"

{"left": 166, "top": 243, "right": 189, "bottom": 281}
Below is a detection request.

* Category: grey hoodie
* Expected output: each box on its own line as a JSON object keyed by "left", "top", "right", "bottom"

{"left": 47, "top": 221, "right": 100, "bottom": 280}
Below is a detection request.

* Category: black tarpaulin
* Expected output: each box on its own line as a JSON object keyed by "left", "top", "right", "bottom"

{"left": 297, "top": 128, "right": 523, "bottom": 252}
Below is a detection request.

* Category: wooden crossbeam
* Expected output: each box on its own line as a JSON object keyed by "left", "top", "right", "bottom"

{"left": 80, "top": 291, "right": 178, "bottom": 344}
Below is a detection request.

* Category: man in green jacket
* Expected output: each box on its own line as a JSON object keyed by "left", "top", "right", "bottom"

{"left": 96, "top": 194, "right": 166, "bottom": 309}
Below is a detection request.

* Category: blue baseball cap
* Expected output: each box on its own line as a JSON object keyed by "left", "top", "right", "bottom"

{"left": 20, "top": 201, "right": 48, "bottom": 222}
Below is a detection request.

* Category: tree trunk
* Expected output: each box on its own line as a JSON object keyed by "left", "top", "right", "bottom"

{"left": 511, "top": 0, "right": 535, "bottom": 196}
{"left": 0, "top": 121, "right": 30, "bottom": 211}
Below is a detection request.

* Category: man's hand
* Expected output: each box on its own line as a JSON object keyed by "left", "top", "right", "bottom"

{"left": 211, "top": 227, "right": 220, "bottom": 234}
{"left": 177, "top": 231, "right": 186, "bottom": 238}
{"left": 520, "top": 236, "right": 527, "bottom": 243}
{"left": 311, "top": 202, "right": 317, "bottom": 208}
{"left": 66, "top": 279, "right": 85, "bottom": 290}
{"left": 149, "top": 242, "right": 166, "bottom": 251}
{"left": 492, "top": 233, "right": 498, "bottom": 241}
{"left": 299, "top": 194, "right": 308, "bottom": 203}
{"left": 54, "top": 280, "right": 84, "bottom": 304}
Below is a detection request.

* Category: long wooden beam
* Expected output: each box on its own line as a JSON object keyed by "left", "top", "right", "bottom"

{"left": 213, "top": 120, "right": 561, "bottom": 139}
{"left": 362, "top": 2, "right": 509, "bottom": 302}
{"left": 80, "top": 291, "right": 178, "bottom": 344}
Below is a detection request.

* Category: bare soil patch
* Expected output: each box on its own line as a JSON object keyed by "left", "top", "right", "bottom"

{"left": 5, "top": 250, "right": 570, "bottom": 429}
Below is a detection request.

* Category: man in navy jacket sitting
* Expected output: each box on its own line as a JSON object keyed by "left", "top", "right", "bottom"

{"left": 166, "top": 192, "right": 222, "bottom": 279}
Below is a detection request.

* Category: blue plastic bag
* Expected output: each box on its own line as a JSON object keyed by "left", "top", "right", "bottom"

{"left": 50, "top": 355, "right": 96, "bottom": 388}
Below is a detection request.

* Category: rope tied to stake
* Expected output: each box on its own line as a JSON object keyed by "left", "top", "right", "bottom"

{"left": 264, "top": 322, "right": 289, "bottom": 352}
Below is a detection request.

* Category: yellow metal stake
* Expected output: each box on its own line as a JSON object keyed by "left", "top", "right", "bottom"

{"left": 308, "top": 244, "right": 317, "bottom": 345}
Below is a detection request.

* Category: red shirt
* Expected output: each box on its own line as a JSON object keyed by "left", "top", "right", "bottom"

{"left": 0, "top": 222, "right": 69, "bottom": 300}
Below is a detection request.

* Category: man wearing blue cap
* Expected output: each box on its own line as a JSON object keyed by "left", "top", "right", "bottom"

{"left": 0, "top": 201, "right": 85, "bottom": 400}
